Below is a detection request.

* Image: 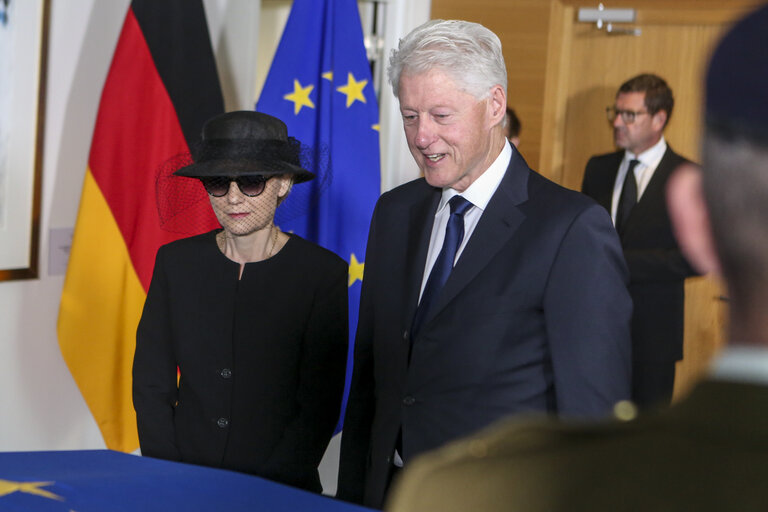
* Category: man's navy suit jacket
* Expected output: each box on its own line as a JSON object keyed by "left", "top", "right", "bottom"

{"left": 338, "top": 149, "right": 632, "bottom": 509}
{"left": 581, "top": 147, "right": 698, "bottom": 365}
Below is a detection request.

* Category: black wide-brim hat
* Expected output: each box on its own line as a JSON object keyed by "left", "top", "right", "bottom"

{"left": 174, "top": 110, "right": 315, "bottom": 183}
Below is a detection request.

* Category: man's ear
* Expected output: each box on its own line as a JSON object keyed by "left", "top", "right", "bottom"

{"left": 651, "top": 109, "right": 668, "bottom": 131}
{"left": 488, "top": 85, "right": 507, "bottom": 127}
{"left": 666, "top": 163, "right": 720, "bottom": 275}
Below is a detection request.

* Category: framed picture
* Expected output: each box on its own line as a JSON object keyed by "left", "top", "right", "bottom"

{"left": 0, "top": 0, "right": 48, "bottom": 280}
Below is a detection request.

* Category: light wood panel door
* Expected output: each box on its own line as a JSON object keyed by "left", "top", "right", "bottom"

{"left": 548, "top": 8, "right": 741, "bottom": 189}
{"left": 431, "top": 0, "right": 761, "bottom": 400}
{"left": 432, "top": 0, "right": 557, "bottom": 177}
{"left": 542, "top": 1, "right": 760, "bottom": 398}
{"left": 542, "top": 3, "right": 762, "bottom": 400}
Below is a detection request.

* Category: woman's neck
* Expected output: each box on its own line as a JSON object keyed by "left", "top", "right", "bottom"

{"left": 217, "top": 224, "right": 278, "bottom": 266}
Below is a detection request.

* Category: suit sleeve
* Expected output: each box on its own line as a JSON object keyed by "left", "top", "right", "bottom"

{"left": 337, "top": 202, "right": 380, "bottom": 504}
{"left": 263, "top": 257, "right": 348, "bottom": 484}
{"left": 133, "top": 246, "right": 182, "bottom": 461}
{"left": 544, "top": 203, "right": 633, "bottom": 416}
{"left": 623, "top": 247, "right": 698, "bottom": 282}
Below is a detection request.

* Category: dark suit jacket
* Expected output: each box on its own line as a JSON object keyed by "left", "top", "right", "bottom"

{"left": 338, "top": 150, "right": 632, "bottom": 509}
{"left": 387, "top": 378, "right": 768, "bottom": 512}
{"left": 133, "top": 231, "right": 348, "bottom": 493}
{"left": 582, "top": 147, "right": 698, "bottom": 363}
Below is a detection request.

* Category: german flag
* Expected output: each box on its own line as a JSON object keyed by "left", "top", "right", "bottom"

{"left": 57, "top": 0, "right": 223, "bottom": 452}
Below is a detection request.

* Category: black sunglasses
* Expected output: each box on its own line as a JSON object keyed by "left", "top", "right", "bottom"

{"left": 200, "top": 175, "right": 270, "bottom": 197}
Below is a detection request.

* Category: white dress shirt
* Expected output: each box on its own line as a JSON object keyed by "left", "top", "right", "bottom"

{"left": 610, "top": 136, "right": 668, "bottom": 224}
{"left": 711, "top": 345, "right": 768, "bottom": 385}
{"left": 418, "top": 141, "right": 512, "bottom": 302}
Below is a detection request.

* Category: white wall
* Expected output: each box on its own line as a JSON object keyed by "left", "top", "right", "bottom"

{"left": 205, "top": 0, "right": 263, "bottom": 111}
{"left": 379, "top": 0, "right": 432, "bottom": 191}
{"left": 0, "top": 0, "right": 127, "bottom": 452}
{"left": 0, "top": 0, "right": 428, "bottom": 493}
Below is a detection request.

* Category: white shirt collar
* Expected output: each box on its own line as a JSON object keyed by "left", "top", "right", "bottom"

{"left": 711, "top": 345, "right": 768, "bottom": 385}
{"left": 437, "top": 140, "right": 513, "bottom": 212}
{"left": 625, "top": 135, "right": 667, "bottom": 167}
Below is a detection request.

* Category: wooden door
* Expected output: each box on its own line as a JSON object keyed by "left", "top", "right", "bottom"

{"left": 542, "top": 2, "right": 760, "bottom": 400}
{"left": 432, "top": 0, "right": 761, "bottom": 400}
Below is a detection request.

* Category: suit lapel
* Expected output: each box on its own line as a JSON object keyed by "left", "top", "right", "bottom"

{"left": 624, "top": 147, "right": 679, "bottom": 231}
{"left": 403, "top": 188, "right": 441, "bottom": 326}
{"left": 422, "top": 152, "right": 529, "bottom": 327}
{"left": 594, "top": 153, "right": 623, "bottom": 211}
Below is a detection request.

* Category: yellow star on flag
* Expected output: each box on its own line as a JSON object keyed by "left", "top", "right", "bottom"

{"left": 372, "top": 124, "right": 380, "bottom": 132}
{"left": 0, "top": 479, "right": 63, "bottom": 501}
{"left": 349, "top": 253, "right": 364, "bottom": 287}
{"left": 283, "top": 79, "right": 315, "bottom": 115}
{"left": 337, "top": 72, "right": 368, "bottom": 108}
{"left": 322, "top": 71, "right": 334, "bottom": 81}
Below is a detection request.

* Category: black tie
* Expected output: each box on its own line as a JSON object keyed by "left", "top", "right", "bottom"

{"left": 411, "top": 195, "right": 473, "bottom": 338}
{"left": 616, "top": 159, "right": 639, "bottom": 234}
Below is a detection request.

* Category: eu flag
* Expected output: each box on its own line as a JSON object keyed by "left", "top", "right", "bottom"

{"left": 256, "top": 0, "right": 381, "bottom": 430}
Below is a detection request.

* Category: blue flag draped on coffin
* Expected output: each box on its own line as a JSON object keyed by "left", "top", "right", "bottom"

{"left": 256, "top": 0, "right": 381, "bottom": 430}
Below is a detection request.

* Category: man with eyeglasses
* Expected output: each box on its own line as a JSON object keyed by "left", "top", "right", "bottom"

{"left": 582, "top": 73, "right": 698, "bottom": 409}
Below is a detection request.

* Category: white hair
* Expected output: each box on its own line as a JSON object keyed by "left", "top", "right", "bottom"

{"left": 387, "top": 19, "right": 508, "bottom": 100}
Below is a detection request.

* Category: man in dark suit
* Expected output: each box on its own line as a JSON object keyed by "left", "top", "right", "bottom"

{"left": 386, "top": 6, "right": 768, "bottom": 511}
{"left": 337, "top": 19, "right": 632, "bottom": 510}
{"left": 582, "top": 74, "right": 698, "bottom": 408}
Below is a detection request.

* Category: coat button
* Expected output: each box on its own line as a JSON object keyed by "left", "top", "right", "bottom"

{"left": 402, "top": 395, "right": 416, "bottom": 406}
{"left": 220, "top": 368, "right": 232, "bottom": 379}
{"left": 217, "top": 417, "right": 229, "bottom": 428}
{"left": 402, "top": 330, "right": 409, "bottom": 341}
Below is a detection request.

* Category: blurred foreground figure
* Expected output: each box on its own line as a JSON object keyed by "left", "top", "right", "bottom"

{"left": 387, "top": 5, "right": 768, "bottom": 511}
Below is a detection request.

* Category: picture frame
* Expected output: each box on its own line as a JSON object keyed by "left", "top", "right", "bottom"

{"left": 0, "top": 0, "right": 49, "bottom": 281}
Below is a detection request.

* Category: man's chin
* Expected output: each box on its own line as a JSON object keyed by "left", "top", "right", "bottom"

{"left": 423, "top": 171, "right": 450, "bottom": 189}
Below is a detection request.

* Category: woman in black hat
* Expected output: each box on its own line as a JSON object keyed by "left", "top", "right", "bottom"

{"left": 132, "top": 111, "right": 348, "bottom": 493}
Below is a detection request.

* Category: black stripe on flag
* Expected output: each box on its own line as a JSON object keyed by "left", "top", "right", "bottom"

{"left": 130, "top": 0, "right": 224, "bottom": 150}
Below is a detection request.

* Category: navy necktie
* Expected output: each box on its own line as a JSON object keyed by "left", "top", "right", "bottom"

{"left": 411, "top": 195, "right": 473, "bottom": 338}
{"left": 616, "top": 159, "right": 639, "bottom": 234}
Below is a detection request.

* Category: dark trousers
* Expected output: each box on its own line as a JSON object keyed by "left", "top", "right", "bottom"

{"left": 632, "top": 361, "right": 676, "bottom": 408}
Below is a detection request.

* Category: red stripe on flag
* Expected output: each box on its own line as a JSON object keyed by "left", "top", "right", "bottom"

{"left": 88, "top": 8, "right": 212, "bottom": 291}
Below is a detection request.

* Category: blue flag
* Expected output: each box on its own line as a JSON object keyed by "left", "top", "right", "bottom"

{"left": 257, "top": 0, "right": 381, "bottom": 431}
{"left": 0, "top": 450, "right": 371, "bottom": 511}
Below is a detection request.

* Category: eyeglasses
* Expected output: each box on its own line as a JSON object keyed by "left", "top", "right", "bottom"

{"left": 606, "top": 106, "right": 650, "bottom": 124}
{"left": 200, "top": 176, "right": 270, "bottom": 197}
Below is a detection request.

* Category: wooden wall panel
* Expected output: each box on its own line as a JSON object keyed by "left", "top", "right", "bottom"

{"left": 558, "top": 19, "right": 724, "bottom": 190}
{"left": 677, "top": 277, "right": 729, "bottom": 397}
{"left": 430, "top": 0, "right": 762, "bottom": 401}
{"left": 559, "top": 0, "right": 759, "bottom": 11}
{"left": 431, "top": 0, "right": 555, "bottom": 173}
{"left": 546, "top": 6, "right": 755, "bottom": 401}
